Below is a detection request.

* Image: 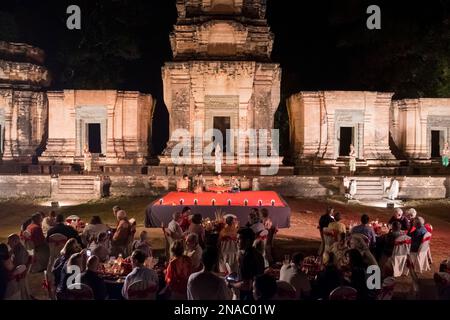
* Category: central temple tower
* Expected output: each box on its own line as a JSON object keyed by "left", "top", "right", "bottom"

{"left": 160, "top": 0, "right": 281, "bottom": 166}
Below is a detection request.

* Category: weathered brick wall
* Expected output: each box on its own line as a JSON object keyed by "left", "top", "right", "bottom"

{"left": 0, "top": 175, "right": 51, "bottom": 198}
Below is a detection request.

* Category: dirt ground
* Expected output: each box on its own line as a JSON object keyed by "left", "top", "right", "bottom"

{"left": 1, "top": 196, "right": 449, "bottom": 299}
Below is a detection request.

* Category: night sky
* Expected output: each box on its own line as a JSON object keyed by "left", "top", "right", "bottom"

{"left": 0, "top": 0, "right": 448, "bottom": 155}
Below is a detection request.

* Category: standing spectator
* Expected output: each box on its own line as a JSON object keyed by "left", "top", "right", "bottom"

{"left": 165, "top": 240, "right": 192, "bottom": 300}
{"left": 122, "top": 250, "right": 158, "bottom": 300}
{"left": 410, "top": 217, "right": 428, "bottom": 253}
{"left": 279, "top": 252, "right": 311, "bottom": 299}
{"left": 179, "top": 207, "right": 192, "bottom": 232}
{"left": 165, "top": 212, "right": 184, "bottom": 246}
{"left": 42, "top": 211, "right": 57, "bottom": 237}
{"left": 228, "top": 228, "right": 265, "bottom": 301}
{"left": 47, "top": 214, "right": 83, "bottom": 246}
{"left": 351, "top": 214, "right": 377, "bottom": 249}
{"left": 219, "top": 215, "right": 239, "bottom": 273}
{"left": 318, "top": 207, "right": 335, "bottom": 256}
{"left": 187, "top": 247, "right": 232, "bottom": 300}
{"left": 82, "top": 216, "right": 109, "bottom": 247}
{"left": 7, "top": 234, "right": 29, "bottom": 268}
{"left": 328, "top": 212, "right": 346, "bottom": 235}
{"left": 185, "top": 233, "right": 203, "bottom": 272}
{"left": 81, "top": 255, "right": 107, "bottom": 300}
{"left": 26, "top": 213, "right": 49, "bottom": 273}
{"left": 111, "top": 210, "right": 132, "bottom": 257}
{"left": 131, "top": 230, "right": 152, "bottom": 259}
{"left": 188, "top": 214, "right": 205, "bottom": 248}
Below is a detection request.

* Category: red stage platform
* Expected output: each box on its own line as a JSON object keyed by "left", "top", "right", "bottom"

{"left": 145, "top": 191, "right": 291, "bottom": 228}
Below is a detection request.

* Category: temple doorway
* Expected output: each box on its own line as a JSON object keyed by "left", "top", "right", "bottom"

{"left": 431, "top": 130, "right": 444, "bottom": 158}
{"left": 87, "top": 123, "right": 102, "bottom": 154}
{"left": 213, "top": 116, "right": 230, "bottom": 152}
{"left": 339, "top": 126, "right": 354, "bottom": 157}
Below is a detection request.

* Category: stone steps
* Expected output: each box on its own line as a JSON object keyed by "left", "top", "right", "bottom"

{"left": 51, "top": 175, "right": 101, "bottom": 200}
{"left": 349, "top": 176, "right": 385, "bottom": 200}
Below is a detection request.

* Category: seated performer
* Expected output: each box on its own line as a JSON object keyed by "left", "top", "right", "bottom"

{"left": 212, "top": 173, "right": 226, "bottom": 187}
{"left": 230, "top": 176, "right": 241, "bottom": 193}
{"left": 176, "top": 174, "right": 190, "bottom": 192}
{"left": 193, "top": 173, "right": 206, "bottom": 194}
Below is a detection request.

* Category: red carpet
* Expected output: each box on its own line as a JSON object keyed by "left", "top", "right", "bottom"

{"left": 154, "top": 191, "right": 286, "bottom": 207}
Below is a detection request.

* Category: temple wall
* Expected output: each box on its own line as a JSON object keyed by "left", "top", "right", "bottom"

{"left": 287, "top": 91, "right": 395, "bottom": 165}
{"left": 1, "top": 175, "right": 448, "bottom": 200}
{"left": 39, "top": 90, "right": 155, "bottom": 165}
{"left": 392, "top": 98, "right": 450, "bottom": 159}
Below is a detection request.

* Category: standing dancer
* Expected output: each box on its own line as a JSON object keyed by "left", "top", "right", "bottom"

{"left": 349, "top": 144, "right": 356, "bottom": 176}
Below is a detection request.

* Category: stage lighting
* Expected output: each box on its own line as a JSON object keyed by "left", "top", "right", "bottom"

{"left": 258, "top": 200, "right": 263, "bottom": 206}
{"left": 271, "top": 200, "right": 275, "bottom": 206}
{"left": 228, "top": 199, "right": 232, "bottom": 206}
{"left": 159, "top": 199, "right": 163, "bottom": 205}
{"left": 244, "top": 199, "right": 248, "bottom": 206}
{"left": 212, "top": 199, "right": 216, "bottom": 206}
{"left": 180, "top": 199, "right": 184, "bottom": 205}
{"left": 194, "top": 199, "right": 198, "bottom": 205}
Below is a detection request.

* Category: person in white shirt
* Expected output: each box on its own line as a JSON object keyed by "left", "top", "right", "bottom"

{"left": 185, "top": 233, "right": 203, "bottom": 272}
{"left": 187, "top": 247, "right": 232, "bottom": 300}
{"left": 279, "top": 252, "right": 311, "bottom": 300}
{"left": 122, "top": 250, "right": 159, "bottom": 300}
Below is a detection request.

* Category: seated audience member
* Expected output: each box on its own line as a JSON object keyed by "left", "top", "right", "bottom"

{"left": 253, "top": 274, "right": 278, "bottom": 301}
{"left": 52, "top": 239, "right": 81, "bottom": 287}
{"left": 328, "top": 212, "right": 346, "bottom": 235}
{"left": 405, "top": 208, "right": 417, "bottom": 232}
{"left": 228, "top": 228, "right": 265, "bottom": 301}
{"left": 351, "top": 214, "right": 377, "bottom": 249}
{"left": 344, "top": 249, "right": 370, "bottom": 300}
{"left": 89, "top": 233, "right": 111, "bottom": 263}
{"left": 185, "top": 233, "right": 203, "bottom": 272}
{"left": 122, "top": 250, "right": 158, "bottom": 300}
{"left": 111, "top": 210, "right": 132, "bottom": 257}
{"left": 165, "top": 240, "right": 193, "bottom": 300}
{"left": 56, "top": 252, "right": 85, "bottom": 300}
{"left": 26, "top": 213, "right": 50, "bottom": 273}
{"left": 410, "top": 217, "right": 428, "bottom": 253}
{"left": 81, "top": 255, "right": 107, "bottom": 300}
{"left": 193, "top": 173, "right": 206, "bottom": 194}
{"left": 212, "top": 173, "right": 226, "bottom": 187}
{"left": 312, "top": 253, "right": 342, "bottom": 300}
{"left": 188, "top": 214, "right": 205, "bottom": 248}
{"left": 230, "top": 176, "right": 241, "bottom": 193}
{"left": 131, "top": 231, "right": 152, "bottom": 258}
{"left": 179, "top": 207, "right": 192, "bottom": 232}
{"left": 176, "top": 174, "right": 190, "bottom": 192}
{"left": 82, "top": 216, "right": 109, "bottom": 247}
{"left": 42, "top": 211, "right": 57, "bottom": 237}
{"left": 219, "top": 215, "right": 239, "bottom": 273}
{"left": 328, "top": 233, "right": 349, "bottom": 269}
{"left": 349, "top": 233, "right": 378, "bottom": 268}
{"left": 381, "top": 221, "right": 403, "bottom": 259}
{"left": 279, "top": 252, "right": 311, "bottom": 299}
{"left": 388, "top": 208, "right": 410, "bottom": 231}
{"left": 0, "top": 243, "right": 20, "bottom": 300}
{"left": 112, "top": 205, "right": 121, "bottom": 219}
{"left": 187, "top": 247, "right": 232, "bottom": 300}
{"left": 7, "top": 234, "right": 30, "bottom": 268}
{"left": 47, "top": 214, "right": 83, "bottom": 246}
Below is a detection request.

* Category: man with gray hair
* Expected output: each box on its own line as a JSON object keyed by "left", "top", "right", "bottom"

{"left": 388, "top": 208, "right": 410, "bottom": 231}
{"left": 410, "top": 217, "right": 427, "bottom": 253}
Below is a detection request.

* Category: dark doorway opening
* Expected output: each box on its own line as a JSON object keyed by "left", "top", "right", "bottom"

{"left": 213, "top": 116, "right": 231, "bottom": 152}
{"left": 339, "top": 127, "right": 353, "bottom": 157}
{"left": 88, "top": 123, "right": 102, "bottom": 154}
{"left": 431, "top": 130, "right": 442, "bottom": 158}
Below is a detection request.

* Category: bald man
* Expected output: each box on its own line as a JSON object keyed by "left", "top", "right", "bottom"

{"left": 81, "top": 255, "right": 107, "bottom": 300}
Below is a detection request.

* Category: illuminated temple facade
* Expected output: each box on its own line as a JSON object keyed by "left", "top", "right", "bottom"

{"left": 0, "top": 0, "right": 450, "bottom": 172}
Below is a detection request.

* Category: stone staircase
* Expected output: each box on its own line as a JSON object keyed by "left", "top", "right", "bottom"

{"left": 351, "top": 176, "right": 385, "bottom": 200}
{"left": 51, "top": 175, "right": 102, "bottom": 200}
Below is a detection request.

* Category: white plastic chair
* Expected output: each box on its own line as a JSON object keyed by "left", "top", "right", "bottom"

{"left": 389, "top": 234, "right": 411, "bottom": 277}
{"left": 410, "top": 232, "right": 432, "bottom": 273}
{"left": 329, "top": 286, "right": 358, "bottom": 300}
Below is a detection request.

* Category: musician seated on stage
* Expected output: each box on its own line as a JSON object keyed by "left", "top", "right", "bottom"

{"left": 212, "top": 173, "right": 226, "bottom": 187}
{"left": 193, "top": 173, "right": 206, "bottom": 194}
{"left": 229, "top": 175, "right": 241, "bottom": 193}
{"left": 176, "top": 174, "right": 190, "bottom": 192}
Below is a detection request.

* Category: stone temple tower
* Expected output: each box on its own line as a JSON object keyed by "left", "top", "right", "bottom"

{"left": 160, "top": 0, "right": 281, "bottom": 167}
